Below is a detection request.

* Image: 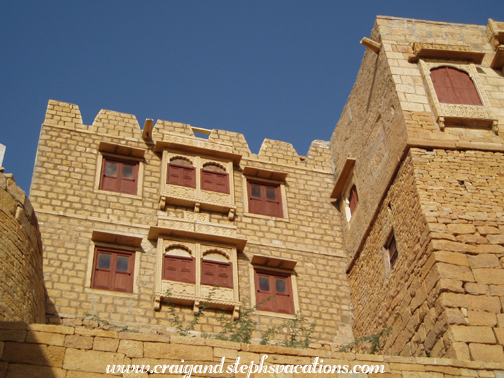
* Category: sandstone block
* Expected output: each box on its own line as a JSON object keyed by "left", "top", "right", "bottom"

{"left": 118, "top": 339, "right": 143, "bottom": 357}
{"left": 468, "top": 343, "right": 504, "bottom": 362}
{"left": 494, "top": 327, "right": 504, "bottom": 345}
{"left": 488, "top": 235, "right": 504, "bottom": 245}
{"left": 468, "top": 254, "right": 500, "bottom": 269}
{"left": 26, "top": 331, "right": 66, "bottom": 346}
{"left": 447, "top": 223, "right": 476, "bottom": 234}
{"left": 464, "top": 283, "right": 489, "bottom": 295}
{"left": 436, "top": 263, "right": 474, "bottom": 282}
{"left": 0, "top": 329, "right": 26, "bottom": 342}
{"left": 477, "top": 226, "right": 500, "bottom": 235}
{"left": 467, "top": 311, "right": 497, "bottom": 326}
{"left": 63, "top": 348, "right": 131, "bottom": 373}
{"left": 143, "top": 343, "right": 213, "bottom": 361}
{"left": 94, "top": 336, "right": 120, "bottom": 352}
{"left": 433, "top": 251, "right": 469, "bottom": 266}
{"left": 75, "top": 327, "right": 117, "bottom": 338}
{"left": 473, "top": 269, "right": 504, "bottom": 285}
{"left": 2, "top": 342, "right": 65, "bottom": 367}
{"left": 5, "top": 364, "right": 66, "bottom": 378}
{"left": 65, "top": 335, "right": 94, "bottom": 349}
{"left": 449, "top": 325, "right": 496, "bottom": 344}
{"left": 0, "top": 322, "right": 27, "bottom": 330}
{"left": 28, "top": 324, "right": 75, "bottom": 335}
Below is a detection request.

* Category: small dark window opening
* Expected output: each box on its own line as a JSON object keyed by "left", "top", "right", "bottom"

{"left": 387, "top": 235, "right": 398, "bottom": 270}
{"left": 349, "top": 184, "right": 359, "bottom": 215}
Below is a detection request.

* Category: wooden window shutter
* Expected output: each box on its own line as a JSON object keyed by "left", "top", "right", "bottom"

{"left": 201, "top": 170, "right": 230, "bottom": 194}
{"left": 349, "top": 185, "right": 359, "bottom": 215}
{"left": 201, "top": 260, "right": 233, "bottom": 288}
{"left": 162, "top": 255, "right": 195, "bottom": 283}
{"left": 431, "top": 67, "right": 482, "bottom": 106}
{"left": 99, "top": 158, "right": 139, "bottom": 195}
{"left": 167, "top": 163, "right": 196, "bottom": 188}
{"left": 247, "top": 181, "right": 283, "bottom": 217}
{"left": 91, "top": 247, "right": 135, "bottom": 293}
{"left": 254, "top": 269, "right": 294, "bottom": 314}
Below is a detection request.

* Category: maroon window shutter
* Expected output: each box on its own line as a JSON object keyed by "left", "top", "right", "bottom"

{"left": 92, "top": 247, "right": 135, "bottom": 293}
{"left": 431, "top": 67, "right": 482, "bottom": 106}
{"left": 349, "top": 185, "right": 359, "bottom": 215}
{"left": 163, "top": 255, "right": 195, "bottom": 283}
{"left": 255, "top": 270, "right": 294, "bottom": 314}
{"left": 248, "top": 181, "right": 283, "bottom": 217}
{"left": 201, "top": 171, "right": 230, "bottom": 194}
{"left": 201, "top": 260, "right": 233, "bottom": 288}
{"left": 100, "top": 158, "right": 139, "bottom": 195}
{"left": 119, "top": 162, "right": 139, "bottom": 195}
{"left": 167, "top": 164, "right": 196, "bottom": 188}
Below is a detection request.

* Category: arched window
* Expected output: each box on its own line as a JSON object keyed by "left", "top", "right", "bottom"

{"left": 430, "top": 67, "right": 482, "bottom": 106}
{"left": 167, "top": 157, "right": 196, "bottom": 188}
{"left": 163, "top": 246, "right": 195, "bottom": 283}
{"left": 201, "top": 163, "right": 229, "bottom": 194}
{"left": 201, "top": 250, "right": 233, "bottom": 288}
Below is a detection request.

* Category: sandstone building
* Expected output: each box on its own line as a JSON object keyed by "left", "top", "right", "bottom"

{"left": 2, "top": 16, "right": 504, "bottom": 374}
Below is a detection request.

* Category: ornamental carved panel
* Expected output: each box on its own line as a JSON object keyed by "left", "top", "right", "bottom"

{"left": 201, "top": 285, "right": 233, "bottom": 301}
{"left": 419, "top": 60, "right": 497, "bottom": 131}
{"left": 161, "top": 281, "right": 196, "bottom": 296}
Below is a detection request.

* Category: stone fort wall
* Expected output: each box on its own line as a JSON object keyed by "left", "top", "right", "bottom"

{"left": 0, "top": 173, "right": 45, "bottom": 323}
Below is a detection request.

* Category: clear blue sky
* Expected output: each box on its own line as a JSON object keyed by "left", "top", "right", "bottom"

{"left": 0, "top": 1, "right": 500, "bottom": 193}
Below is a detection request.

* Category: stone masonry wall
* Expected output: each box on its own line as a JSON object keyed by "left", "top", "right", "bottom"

{"left": 30, "top": 100, "right": 352, "bottom": 346}
{"left": 0, "top": 173, "right": 45, "bottom": 323}
{"left": 349, "top": 147, "right": 504, "bottom": 362}
{"left": 330, "top": 19, "right": 407, "bottom": 262}
{"left": 2, "top": 321, "right": 504, "bottom": 378}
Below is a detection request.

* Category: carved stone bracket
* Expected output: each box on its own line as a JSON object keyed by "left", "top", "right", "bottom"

{"left": 228, "top": 208, "right": 235, "bottom": 221}
{"left": 154, "top": 295, "right": 161, "bottom": 311}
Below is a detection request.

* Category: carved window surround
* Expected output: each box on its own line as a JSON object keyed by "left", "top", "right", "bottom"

{"left": 249, "top": 255, "right": 300, "bottom": 319}
{"left": 419, "top": 60, "right": 498, "bottom": 133}
{"left": 153, "top": 234, "right": 242, "bottom": 319}
{"left": 241, "top": 166, "right": 289, "bottom": 220}
{"left": 487, "top": 19, "right": 504, "bottom": 69}
{"left": 84, "top": 231, "right": 143, "bottom": 297}
{"left": 157, "top": 136, "right": 241, "bottom": 220}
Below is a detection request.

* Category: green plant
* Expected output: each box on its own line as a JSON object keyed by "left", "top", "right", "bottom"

{"left": 165, "top": 287, "right": 216, "bottom": 336}
{"left": 338, "top": 328, "right": 391, "bottom": 354}
{"left": 84, "top": 313, "right": 138, "bottom": 333}
{"left": 211, "top": 296, "right": 269, "bottom": 344}
{"left": 260, "top": 313, "right": 315, "bottom": 348}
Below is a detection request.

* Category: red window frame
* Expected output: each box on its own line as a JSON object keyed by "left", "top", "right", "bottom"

{"left": 167, "top": 163, "right": 196, "bottom": 188}
{"left": 99, "top": 157, "right": 139, "bottom": 195}
{"left": 349, "top": 184, "right": 359, "bottom": 215}
{"left": 254, "top": 269, "right": 294, "bottom": 315}
{"left": 387, "top": 236, "right": 398, "bottom": 270}
{"left": 162, "top": 255, "right": 195, "bottom": 284}
{"left": 91, "top": 247, "right": 135, "bottom": 293}
{"left": 201, "top": 259, "right": 233, "bottom": 288}
{"left": 430, "top": 67, "right": 483, "bottom": 106}
{"left": 247, "top": 181, "right": 283, "bottom": 218}
{"left": 201, "top": 169, "right": 230, "bottom": 194}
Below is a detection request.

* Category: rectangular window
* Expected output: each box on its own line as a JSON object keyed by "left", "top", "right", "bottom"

{"left": 247, "top": 181, "right": 283, "bottom": 217}
{"left": 201, "top": 260, "right": 233, "bottom": 288}
{"left": 167, "top": 163, "right": 196, "bottom": 188}
{"left": 91, "top": 247, "right": 135, "bottom": 293}
{"left": 254, "top": 269, "right": 294, "bottom": 314}
{"left": 387, "top": 236, "right": 398, "bottom": 270}
{"left": 201, "top": 170, "right": 230, "bottom": 194}
{"left": 162, "top": 255, "right": 195, "bottom": 283}
{"left": 99, "top": 157, "right": 139, "bottom": 195}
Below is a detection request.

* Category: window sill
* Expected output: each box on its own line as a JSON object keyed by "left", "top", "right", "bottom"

{"left": 84, "top": 287, "right": 138, "bottom": 298}
{"left": 254, "top": 310, "right": 297, "bottom": 320}
{"left": 242, "top": 212, "right": 289, "bottom": 222}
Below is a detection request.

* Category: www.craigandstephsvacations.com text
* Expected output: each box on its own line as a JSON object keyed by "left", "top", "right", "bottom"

{"left": 106, "top": 355, "right": 386, "bottom": 376}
